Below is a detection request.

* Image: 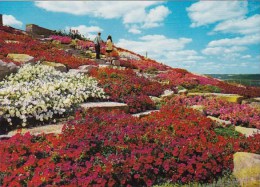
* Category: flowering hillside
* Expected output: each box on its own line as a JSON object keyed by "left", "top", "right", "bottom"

{"left": 0, "top": 26, "right": 260, "bottom": 186}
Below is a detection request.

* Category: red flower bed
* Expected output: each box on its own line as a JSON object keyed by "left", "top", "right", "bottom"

{"left": 157, "top": 70, "right": 199, "bottom": 89}
{"left": 190, "top": 74, "right": 222, "bottom": 86}
{"left": 1, "top": 108, "right": 259, "bottom": 186}
{"left": 0, "top": 28, "right": 96, "bottom": 68}
{"left": 118, "top": 59, "right": 138, "bottom": 69}
{"left": 0, "top": 26, "right": 24, "bottom": 35}
{"left": 90, "top": 68, "right": 167, "bottom": 113}
{"left": 130, "top": 59, "right": 169, "bottom": 72}
{"left": 217, "top": 82, "right": 260, "bottom": 98}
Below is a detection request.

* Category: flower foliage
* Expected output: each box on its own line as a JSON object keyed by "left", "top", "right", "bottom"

{"left": 77, "top": 40, "right": 95, "bottom": 49}
{"left": 168, "top": 95, "right": 260, "bottom": 129}
{"left": 90, "top": 67, "right": 167, "bottom": 113}
{"left": 50, "top": 35, "right": 72, "bottom": 44}
{"left": 0, "top": 64, "right": 107, "bottom": 129}
{"left": 1, "top": 25, "right": 260, "bottom": 187}
{"left": 189, "top": 85, "right": 222, "bottom": 93}
{"left": 0, "top": 107, "right": 259, "bottom": 186}
{"left": 0, "top": 29, "right": 96, "bottom": 68}
{"left": 158, "top": 70, "right": 260, "bottom": 98}
{"left": 157, "top": 69, "right": 199, "bottom": 89}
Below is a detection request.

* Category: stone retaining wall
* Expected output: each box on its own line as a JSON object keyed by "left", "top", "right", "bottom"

{"left": 26, "top": 24, "right": 54, "bottom": 37}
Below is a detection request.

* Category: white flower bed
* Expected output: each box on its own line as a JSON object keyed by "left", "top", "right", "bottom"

{"left": 0, "top": 64, "right": 108, "bottom": 127}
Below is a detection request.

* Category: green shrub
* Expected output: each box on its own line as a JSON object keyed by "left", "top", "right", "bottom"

{"left": 189, "top": 85, "right": 222, "bottom": 93}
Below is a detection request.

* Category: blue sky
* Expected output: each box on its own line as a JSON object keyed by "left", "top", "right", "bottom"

{"left": 1, "top": 1, "right": 260, "bottom": 74}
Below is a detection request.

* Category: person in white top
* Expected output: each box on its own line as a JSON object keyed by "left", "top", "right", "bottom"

{"left": 106, "top": 35, "right": 113, "bottom": 64}
{"left": 93, "top": 32, "right": 103, "bottom": 59}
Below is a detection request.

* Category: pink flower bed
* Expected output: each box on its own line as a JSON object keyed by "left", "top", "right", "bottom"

{"left": 77, "top": 40, "right": 95, "bottom": 49}
{"left": 50, "top": 35, "right": 72, "bottom": 44}
{"left": 169, "top": 96, "right": 260, "bottom": 129}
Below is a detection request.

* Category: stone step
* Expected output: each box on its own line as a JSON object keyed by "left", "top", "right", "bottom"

{"left": 5, "top": 40, "right": 19, "bottom": 44}
{"left": 7, "top": 123, "right": 64, "bottom": 137}
{"left": 233, "top": 152, "right": 260, "bottom": 187}
{"left": 95, "top": 59, "right": 106, "bottom": 64}
{"left": 0, "top": 134, "right": 12, "bottom": 140}
{"left": 253, "top": 97, "right": 260, "bottom": 102}
{"left": 132, "top": 110, "right": 160, "bottom": 118}
{"left": 160, "top": 89, "right": 175, "bottom": 98}
{"left": 69, "top": 69, "right": 89, "bottom": 75}
{"left": 78, "top": 65, "right": 97, "bottom": 71}
{"left": 41, "top": 61, "right": 67, "bottom": 72}
{"left": 7, "top": 53, "right": 34, "bottom": 64}
{"left": 188, "top": 93, "right": 244, "bottom": 103}
{"left": 98, "top": 64, "right": 111, "bottom": 68}
{"left": 207, "top": 116, "right": 232, "bottom": 127}
{"left": 178, "top": 89, "right": 188, "bottom": 95}
{"left": 235, "top": 126, "right": 260, "bottom": 137}
{"left": 189, "top": 105, "right": 206, "bottom": 115}
{"left": 80, "top": 102, "right": 128, "bottom": 112}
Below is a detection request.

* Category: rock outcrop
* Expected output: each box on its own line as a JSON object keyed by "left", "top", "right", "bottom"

{"left": 235, "top": 126, "right": 260, "bottom": 137}
{"left": 0, "top": 60, "right": 18, "bottom": 80}
{"left": 233, "top": 152, "right": 260, "bottom": 187}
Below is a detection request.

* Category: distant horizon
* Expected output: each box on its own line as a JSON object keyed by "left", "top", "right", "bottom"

{"left": 1, "top": 1, "right": 259, "bottom": 74}
{"left": 204, "top": 73, "right": 260, "bottom": 75}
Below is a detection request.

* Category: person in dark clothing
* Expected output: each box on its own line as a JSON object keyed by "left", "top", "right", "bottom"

{"left": 93, "top": 32, "right": 103, "bottom": 59}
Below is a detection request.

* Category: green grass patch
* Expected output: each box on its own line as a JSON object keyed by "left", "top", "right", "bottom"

{"left": 189, "top": 85, "right": 222, "bottom": 93}
{"left": 214, "top": 126, "right": 240, "bottom": 138}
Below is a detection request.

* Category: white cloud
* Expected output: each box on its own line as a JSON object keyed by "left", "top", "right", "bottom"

{"left": 142, "top": 5, "right": 171, "bottom": 28}
{"left": 65, "top": 25, "right": 103, "bottom": 40}
{"left": 123, "top": 9, "right": 146, "bottom": 24}
{"left": 241, "top": 55, "right": 252, "bottom": 59}
{"left": 117, "top": 35, "right": 192, "bottom": 59}
{"left": 208, "top": 34, "right": 260, "bottom": 47}
{"left": 128, "top": 27, "right": 142, "bottom": 34}
{"left": 187, "top": 1, "right": 248, "bottom": 27}
{"left": 116, "top": 35, "right": 205, "bottom": 67}
{"left": 212, "top": 14, "right": 260, "bottom": 35}
{"left": 35, "top": 1, "right": 160, "bottom": 17}
{"left": 3, "top": 14, "right": 23, "bottom": 28}
{"left": 166, "top": 50, "right": 205, "bottom": 63}
{"left": 35, "top": 1, "right": 170, "bottom": 32}
{"left": 202, "top": 46, "right": 247, "bottom": 55}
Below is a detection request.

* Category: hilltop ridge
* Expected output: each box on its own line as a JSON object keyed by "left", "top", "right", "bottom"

{"left": 1, "top": 25, "right": 260, "bottom": 98}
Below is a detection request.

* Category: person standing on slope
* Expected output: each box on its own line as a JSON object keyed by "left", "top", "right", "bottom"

{"left": 93, "top": 32, "right": 103, "bottom": 59}
{"left": 106, "top": 35, "right": 113, "bottom": 64}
